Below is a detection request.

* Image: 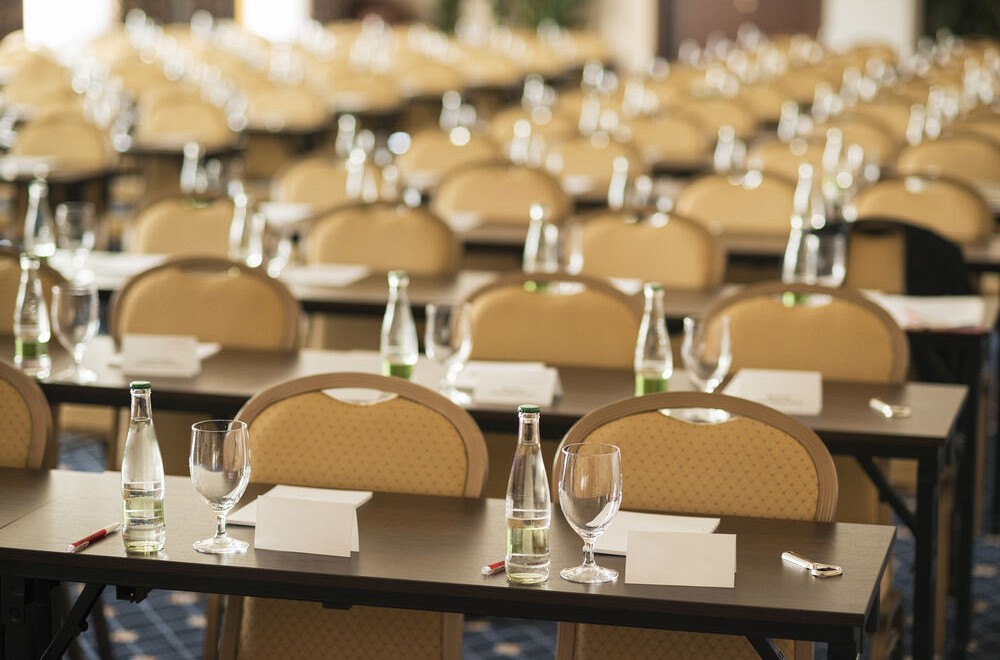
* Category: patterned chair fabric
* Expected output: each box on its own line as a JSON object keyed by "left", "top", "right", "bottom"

{"left": 0, "top": 359, "right": 53, "bottom": 469}
{"left": 218, "top": 372, "right": 488, "bottom": 660}
{"left": 129, "top": 197, "right": 234, "bottom": 257}
{"left": 553, "top": 391, "right": 838, "bottom": 660}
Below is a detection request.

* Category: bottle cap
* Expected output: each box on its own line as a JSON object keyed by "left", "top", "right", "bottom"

{"left": 129, "top": 381, "right": 151, "bottom": 390}
{"left": 518, "top": 404, "right": 540, "bottom": 414}
{"left": 643, "top": 282, "right": 664, "bottom": 292}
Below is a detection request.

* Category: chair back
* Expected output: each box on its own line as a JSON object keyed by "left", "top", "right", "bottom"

{"left": 0, "top": 359, "right": 53, "bottom": 468}
{"left": 134, "top": 95, "right": 235, "bottom": 149}
{"left": 544, "top": 135, "right": 646, "bottom": 204}
{"left": 0, "top": 246, "right": 66, "bottom": 334}
{"left": 813, "top": 114, "right": 899, "bottom": 166}
{"left": 577, "top": 210, "right": 724, "bottom": 289}
{"left": 625, "top": 114, "right": 711, "bottom": 173}
{"left": 553, "top": 391, "right": 837, "bottom": 660}
{"left": 271, "top": 156, "right": 372, "bottom": 208}
{"left": 430, "top": 162, "right": 572, "bottom": 227}
{"left": 244, "top": 83, "right": 328, "bottom": 131}
{"left": 852, "top": 175, "right": 992, "bottom": 244}
{"left": 109, "top": 257, "right": 300, "bottom": 351}
{"left": 128, "top": 197, "right": 234, "bottom": 257}
{"left": 12, "top": 115, "right": 114, "bottom": 169}
{"left": 895, "top": 133, "right": 1000, "bottom": 186}
{"left": 673, "top": 171, "right": 796, "bottom": 237}
{"left": 677, "top": 96, "right": 759, "bottom": 140}
{"left": 745, "top": 137, "right": 825, "bottom": 182}
{"left": 304, "top": 202, "right": 460, "bottom": 276}
{"left": 219, "top": 372, "right": 487, "bottom": 660}
{"left": 462, "top": 272, "right": 643, "bottom": 368}
{"left": 700, "top": 281, "right": 909, "bottom": 384}
{"left": 394, "top": 128, "right": 502, "bottom": 193}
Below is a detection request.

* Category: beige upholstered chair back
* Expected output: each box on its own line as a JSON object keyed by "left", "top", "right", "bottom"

{"left": 109, "top": 257, "right": 301, "bottom": 351}
{"left": 853, "top": 175, "right": 992, "bottom": 244}
{"left": 745, "top": 137, "right": 825, "bottom": 183}
{"left": 625, "top": 114, "right": 711, "bottom": 173}
{"left": 134, "top": 96, "right": 235, "bottom": 149}
{"left": 430, "top": 162, "right": 573, "bottom": 227}
{"left": 544, "top": 135, "right": 646, "bottom": 204}
{"left": 673, "top": 171, "right": 796, "bottom": 237}
{"left": 843, "top": 227, "right": 906, "bottom": 294}
{"left": 462, "top": 273, "right": 643, "bottom": 368}
{"left": 0, "top": 359, "right": 53, "bottom": 469}
{"left": 271, "top": 156, "right": 367, "bottom": 208}
{"left": 305, "top": 202, "right": 460, "bottom": 276}
{"left": 577, "top": 210, "right": 724, "bottom": 290}
{"left": 128, "top": 197, "right": 234, "bottom": 257}
{"left": 1, "top": 52, "right": 72, "bottom": 110}
{"left": 700, "top": 281, "right": 909, "bottom": 384}
{"left": 218, "top": 372, "right": 488, "bottom": 660}
{"left": 243, "top": 84, "right": 328, "bottom": 131}
{"left": 394, "top": 128, "right": 503, "bottom": 193}
{"left": 0, "top": 247, "right": 66, "bottom": 334}
{"left": 553, "top": 391, "right": 837, "bottom": 660}
{"left": 12, "top": 115, "right": 114, "bottom": 169}
{"left": 895, "top": 134, "right": 1000, "bottom": 186}
{"left": 677, "top": 96, "right": 759, "bottom": 140}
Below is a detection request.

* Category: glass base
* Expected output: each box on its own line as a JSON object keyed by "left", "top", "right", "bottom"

{"left": 193, "top": 535, "right": 248, "bottom": 555}
{"left": 560, "top": 563, "right": 618, "bottom": 584}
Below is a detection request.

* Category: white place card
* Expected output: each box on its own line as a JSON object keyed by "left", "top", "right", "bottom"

{"left": 456, "top": 361, "right": 562, "bottom": 406}
{"left": 229, "top": 485, "right": 372, "bottom": 527}
{"left": 596, "top": 511, "right": 721, "bottom": 556}
{"left": 625, "top": 531, "right": 736, "bottom": 588}
{"left": 254, "top": 494, "right": 358, "bottom": 557}
{"left": 723, "top": 368, "right": 823, "bottom": 416}
{"left": 280, "top": 264, "right": 371, "bottom": 288}
{"left": 864, "top": 291, "right": 986, "bottom": 331}
{"left": 121, "top": 334, "right": 201, "bottom": 378}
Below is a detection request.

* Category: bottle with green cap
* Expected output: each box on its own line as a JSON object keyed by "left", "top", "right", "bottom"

{"left": 380, "top": 270, "right": 418, "bottom": 379}
{"left": 121, "top": 381, "right": 165, "bottom": 553}
{"left": 505, "top": 404, "right": 550, "bottom": 584}
{"left": 634, "top": 282, "right": 672, "bottom": 395}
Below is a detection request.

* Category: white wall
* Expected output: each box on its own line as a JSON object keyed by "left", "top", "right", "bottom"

{"left": 23, "top": 0, "right": 116, "bottom": 57}
{"left": 820, "top": 0, "right": 920, "bottom": 56}
{"left": 591, "top": 0, "right": 658, "bottom": 73}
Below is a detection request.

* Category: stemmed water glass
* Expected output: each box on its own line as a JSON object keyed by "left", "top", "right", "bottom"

{"left": 54, "top": 202, "right": 97, "bottom": 281}
{"left": 681, "top": 316, "right": 732, "bottom": 393}
{"left": 51, "top": 283, "right": 100, "bottom": 383}
{"left": 558, "top": 442, "right": 623, "bottom": 584}
{"left": 424, "top": 302, "right": 472, "bottom": 403}
{"left": 189, "top": 420, "right": 251, "bottom": 554}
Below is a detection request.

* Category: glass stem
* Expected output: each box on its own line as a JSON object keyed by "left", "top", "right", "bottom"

{"left": 581, "top": 538, "right": 597, "bottom": 568}
{"left": 215, "top": 513, "right": 227, "bottom": 540}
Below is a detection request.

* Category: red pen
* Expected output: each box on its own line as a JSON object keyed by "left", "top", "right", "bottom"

{"left": 481, "top": 560, "right": 505, "bottom": 576}
{"left": 66, "top": 522, "right": 121, "bottom": 553}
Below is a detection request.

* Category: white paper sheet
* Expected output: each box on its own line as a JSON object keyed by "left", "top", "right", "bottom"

{"left": 280, "top": 264, "right": 371, "bottom": 288}
{"left": 625, "top": 531, "right": 736, "bottom": 588}
{"left": 723, "top": 368, "right": 823, "bottom": 416}
{"left": 121, "top": 334, "right": 203, "bottom": 378}
{"left": 229, "top": 485, "right": 372, "bottom": 527}
{"left": 596, "top": 511, "right": 721, "bottom": 556}
{"left": 864, "top": 292, "right": 986, "bottom": 331}
{"left": 455, "top": 361, "right": 562, "bottom": 406}
{"left": 253, "top": 495, "right": 358, "bottom": 557}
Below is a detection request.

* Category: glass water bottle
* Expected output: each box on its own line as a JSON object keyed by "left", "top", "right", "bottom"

{"left": 634, "top": 282, "right": 672, "bottom": 395}
{"left": 121, "top": 381, "right": 166, "bottom": 554}
{"left": 380, "top": 270, "right": 418, "bottom": 379}
{"left": 13, "top": 253, "right": 51, "bottom": 378}
{"left": 505, "top": 405, "right": 551, "bottom": 584}
{"left": 23, "top": 178, "right": 57, "bottom": 259}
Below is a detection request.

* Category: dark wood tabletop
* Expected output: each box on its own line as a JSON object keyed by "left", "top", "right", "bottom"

{"left": 0, "top": 469, "right": 894, "bottom": 653}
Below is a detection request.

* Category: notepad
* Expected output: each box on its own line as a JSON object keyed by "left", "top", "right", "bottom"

{"left": 596, "top": 511, "right": 720, "bottom": 556}
{"left": 228, "top": 485, "right": 372, "bottom": 527}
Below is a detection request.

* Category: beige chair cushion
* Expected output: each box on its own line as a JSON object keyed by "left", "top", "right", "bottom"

{"left": 134, "top": 97, "right": 235, "bottom": 149}
{"left": 0, "top": 360, "right": 52, "bottom": 468}
{"left": 578, "top": 211, "right": 724, "bottom": 289}
{"left": 625, "top": 114, "right": 711, "bottom": 172}
{"left": 895, "top": 134, "right": 1000, "bottom": 186}
{"left": 394, "top": 128, "right": 502, "bottom": 192}
{"left": 430, "top": 163, "right": 572, "bottom": 227}
{"left": 12, "top": 116, "right": 114, "bottom": 170}
{"left": 674, "top": 171, "right": 796, "bottom": 237}
{"left": 129, "top": 197, "right": 234, "bottom": 257}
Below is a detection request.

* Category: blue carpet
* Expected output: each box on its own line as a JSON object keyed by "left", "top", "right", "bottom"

{"left": 58, "top": 433, "right": 1000, "bottom": 659}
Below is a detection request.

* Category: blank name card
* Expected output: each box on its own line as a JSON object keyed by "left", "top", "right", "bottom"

{"left": 625, "top": 531, "right": 736, "bottom": 588}
{"left": 122, "top": 334, "right": 200, "bottom": 378}
{"left": 457, "top": 361, "right": 562, "bottom": 406}
{"left": 254, "top": 494, "right": 358, "bottom": 557}
{"left": 723, "top": 368, "right": 823, "bottom": 416}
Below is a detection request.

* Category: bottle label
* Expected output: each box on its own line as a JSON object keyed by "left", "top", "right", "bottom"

{"left": 382, "top": 361, "right": 414, "bottom": 380}
{"left": 635, "top": 375, "right": 669, "bottom": 396}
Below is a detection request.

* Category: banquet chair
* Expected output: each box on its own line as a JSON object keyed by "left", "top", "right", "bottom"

{"left": 127, "top": 196, "right": 234, "bottom": 257}
{"left": 744, "top": 137, "right": 825, "bottom": 183}
{"left": 430, "top": 161, "right": 573, "bottom": 229}
{"left": 461, "top": 272, "right": 643, "bottom": 369}
{"left": 304, "top": 201, "right": 460, "bottom": 276}
{"left": 673, "top": 170, "right": 796, "bottom": 237}
{"left": 812, "top": 114, "right": 899, "bottom": 168}
{"left": 393, "top": 127, "right": 503, "bottom": 194}
{"left": 271, "top": 156, "right": 378, "bottom": 209}
{"left": 0, "top": 358, "right": 54, "bottom": 468}
{"left": 852, "top": 175, "right": 993, "bottom": 245}
{"left": 132, "top": 95, "right": 235, "bottom": 150}
{"left": 576, "top": 210, "right": 725, "bottom": 290}
{"left": 552, "top": 391, "right": 838, "bottom": 659}
{"left": 109, "top": 256, "right": 301, "bottom": 473}
{"left": 543, "top": 134, "right": 646, "bottom": 206}
{"left": 624, "top": 113, "right": 712, "bottom": 174}
{"left": 11, "top": 114, "right": 116, "bottom": 170}
{"left": 676, "top": 96, "right": 759, "bottom": 141}
{"left": 697, "top": 281, "right": 920, "bottom": 657}
{"left": 241, "top": 83, "right": 331, "bottom": 181}
{"left": 302, "top": 202, "right": 460, "bottom": 349}
{"left": 218, "top": 372, "right": 488, "bottom": 660}
{"left": 895, "top": 133, "right": 1000, "bottom": 187}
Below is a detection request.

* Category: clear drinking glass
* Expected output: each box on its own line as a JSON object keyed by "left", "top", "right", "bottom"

{"left": 189, "top": 419, "right": 251, "bottom": 554}
{"left": 424, "top": 302, "right": 472, "bottom": 402}
{"left": 681, "top": 316, "right": 732, "bottom": 393}
{"left": 558, "top": 442, "right": 622, "bottom": 584}
{"left": 54, "top": 202, "right": 97, "bottom": 280}
{"left": 51, "top": 283, "right": 100, "bottom": 383}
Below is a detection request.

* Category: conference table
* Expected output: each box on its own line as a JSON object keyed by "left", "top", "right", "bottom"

{"left": 3, "top": 334, "right": 967, "bottom": 659}
{"left": 0, "top": 469, "right": 894, "bottom": 659}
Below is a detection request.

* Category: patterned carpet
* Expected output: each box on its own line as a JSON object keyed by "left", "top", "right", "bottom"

{"left": 58, "top": 433, "right": 1000, "bottom": 660}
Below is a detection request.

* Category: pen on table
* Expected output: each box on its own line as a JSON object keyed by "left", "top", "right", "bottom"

{"left": 66, "top": 522, "right": 121, "bottom": 553}
{"left": 481, "top": 560, "right": 505, "bottom": 576}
